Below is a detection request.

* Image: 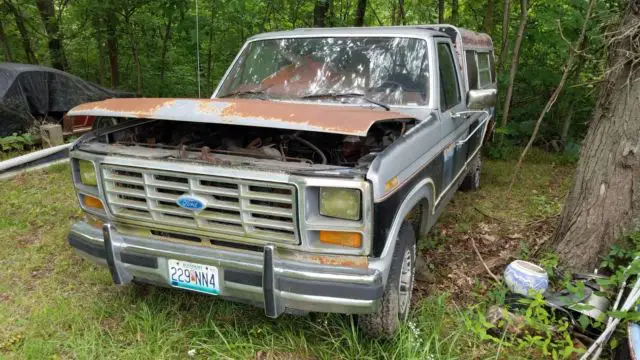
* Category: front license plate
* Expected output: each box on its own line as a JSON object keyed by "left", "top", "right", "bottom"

{"left": 168, "top": 259, "right": 219, "bottom": 295}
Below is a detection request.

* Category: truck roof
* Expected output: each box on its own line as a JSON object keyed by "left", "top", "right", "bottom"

{"left": 248, "top": 25, "right": 493, "bottom": 50}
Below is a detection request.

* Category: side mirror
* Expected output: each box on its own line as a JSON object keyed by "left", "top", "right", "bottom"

{"left": 467, "top": 89, "right": 497, "bottom": 110}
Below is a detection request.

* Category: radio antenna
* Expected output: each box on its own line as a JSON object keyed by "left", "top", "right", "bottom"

{"left": 195, "top": 0, "right": 201, "bottom": 98}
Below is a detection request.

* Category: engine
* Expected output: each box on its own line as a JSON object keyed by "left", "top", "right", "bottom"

{"left": 99, "top": 119, "right": 412, "bottom": 167}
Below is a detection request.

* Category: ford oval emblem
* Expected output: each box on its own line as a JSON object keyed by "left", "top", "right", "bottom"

{"left": 176, "top": 195, "right": 207, "bottom": 211}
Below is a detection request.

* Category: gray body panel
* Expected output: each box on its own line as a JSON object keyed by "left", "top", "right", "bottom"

{"left": 67, "top": 25, "right": 495, "bottom": 315}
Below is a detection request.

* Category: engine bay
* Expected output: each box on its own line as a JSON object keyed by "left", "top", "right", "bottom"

{"left": 85, "top": 119, "right": 414, "bottom": 169}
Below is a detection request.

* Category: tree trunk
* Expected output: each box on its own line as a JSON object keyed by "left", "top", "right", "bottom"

{"left": 106, "top": 12, "right": 118, "bottom": 88}
{"left": 206, "top": 0, "right": 216, "bottom": 91}
{"left": 560, "top": 54, "right": 587, "bottom": 145}
{"left": 291, "top": 0, "right": 302, "bottom": 27}
{"left": 0, "top": 18, "right": 13, "bottom": 62}
{"left": 35, "top": 0, "right": 68, "bottom": 70}
{"left": 499, "top": 0, "right": 528, "bottom": 130}
{"left": 5, "top": 0, "right": 37, "bottom": 64}
{"left": 560, "top": 104, "right": 574, "bottom": 145}
{"left": 313, "top": 0, "right": 330, "bottom": 27}
{"left": 397, "top": 0, "right": 405, "bottom": 25}
{"left": 450, "top": 0, "right": 459, "bottom": 25}
{"left": 354, "top": 0, "right": 366, "bottom": 26}
{"left": 159, "top": 14, "right": 174, "bottom": 97}
{"left": 391, "top": 0, "right": 396, "bottom": 25}
{"left": 125, "top": 19, "right": 143, "bottom": 96}
{"left": 98, "top": 39, "right": 105, "bottom": 86}
{"left": 496, "top": 0, "right": 511, "bottom": 70}
{"left": 551, "top": 3, "right": 640, "bottom": 271}
{"left": 438, "top": 0, "right": 445, "bottom": 23}
{"left": 483, "top": 0, "right": 494, "bottom": 34}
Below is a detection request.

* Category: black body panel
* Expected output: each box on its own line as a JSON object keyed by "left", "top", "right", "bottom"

{"left": 371, "top": 151, "right": 445, "bottom": 257}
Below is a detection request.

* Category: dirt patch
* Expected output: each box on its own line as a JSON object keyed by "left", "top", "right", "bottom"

{"left": 414, "top": 215, "right": 557, "bottom": 304}
{"left": 15, "top": 231, "right": 44, "bottom": 248}
{"left": 11, "top": 173, "right": 26, "bottom": 185}
{"left": 99, "top": 317, "right": 121, "bottom": 333}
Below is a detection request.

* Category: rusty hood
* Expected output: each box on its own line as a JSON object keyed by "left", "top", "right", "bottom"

{"left": 67, "top": 98, "right": 415, "bottom": 136}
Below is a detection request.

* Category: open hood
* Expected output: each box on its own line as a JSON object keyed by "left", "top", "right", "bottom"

{"left": 67, "top": 98, "right": 414, "bottom": 137}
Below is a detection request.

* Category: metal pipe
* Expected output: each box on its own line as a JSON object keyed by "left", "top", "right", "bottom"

{"left": 0, "top": 143, "right": 71, "bottom": 173}
{"left": 582, "top": 275, "right": 640, "bottom": 359}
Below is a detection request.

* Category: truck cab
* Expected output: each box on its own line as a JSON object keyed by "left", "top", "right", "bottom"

{"left": 66, "top": 25, "right": 496, "bottom": 338}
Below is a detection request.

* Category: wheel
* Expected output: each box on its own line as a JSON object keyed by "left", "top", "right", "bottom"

{"left": 460, "top": 155, "right": 482, "bottom": 191}
{"left": 358, "top": 222, "right": 416, "bottom": 338}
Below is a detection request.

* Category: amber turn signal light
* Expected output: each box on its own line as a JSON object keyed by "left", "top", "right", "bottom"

{"left": 319, "top": 231, "right": 362, "bottom": 248}
{"left": 83, "top": 195, "right": 104, "bottom": 210}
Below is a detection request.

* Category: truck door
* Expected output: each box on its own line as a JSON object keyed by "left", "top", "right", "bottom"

{"left": 436, "top": 40, "right": 468, "bottom": 189}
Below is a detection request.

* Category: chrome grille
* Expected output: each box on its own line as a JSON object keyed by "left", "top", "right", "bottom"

{"left": 101, "top": 165, "right": 298, "bottom": 244}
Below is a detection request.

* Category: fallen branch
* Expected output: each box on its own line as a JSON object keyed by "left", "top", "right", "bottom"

{"left": 523, "top": 213, "right": 561, "bottom": 227}
{"left": 474, "top": 206, "right": 508, "bottom": 223}
{"left": 507, "top": 0, "right": 596, "bottom": 193}
{"left": 471, "top": 237, "right": 501, "bottom": 284}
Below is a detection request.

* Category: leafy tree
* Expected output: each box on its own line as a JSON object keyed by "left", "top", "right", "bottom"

{"left": 551, "top": 0, "right": 640, "bottom": 271}
{"left": 0, "top": 0, "right": 616, "bottom": 144}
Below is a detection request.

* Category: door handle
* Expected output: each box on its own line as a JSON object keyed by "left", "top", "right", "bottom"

{"left": 451, "top": 113, "right": 469, "bottom": 121}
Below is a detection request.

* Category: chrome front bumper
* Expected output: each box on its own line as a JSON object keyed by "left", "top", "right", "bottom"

{"left": 68, "top": 221, "right": 383, "bottom": 316}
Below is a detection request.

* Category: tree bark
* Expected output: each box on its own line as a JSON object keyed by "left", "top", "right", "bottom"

{"left": 483, "top": 0, "right": 494, "bottom": 34}
{"left": 450, "top": 0, "right": 459, "bottom": 25}
{"left": 0, "top": 18, "right": 13, "bottom": 62}
{"left": 123, "top": 13, "right": 143, "bottom": 96}
{"left": 35, "top": 0, "right": 68, "bottom": 70}
{"left": 313, "top": 0, "right": 330, "bottom": 27}
{"left": 4, "top": 0, "right": 38, "bottom": 64}
{"left": 551, "top": 3, "right": 640, "bottom": 271}
{"left": 206, "top": 0, "right": 216, "bottom": 91}
{"left": 354, "top": 0, "right": 366, "bottom": 26}
{"left": 98, "top": 39, "right": 105, "bottom": 86}
{"left": 499, "top": 0, "right": 528, "bottom": 130}
{"left": 397, "top": 0, "right": 405, "bottom": 25}
{"left": 159, "top": 12, "right": 174, "bottom": 97}
{"left": 560, "top": 104, "right": 574, "bottom": 145}
{"left": 106, "top": 12, "right": 119, "bottom": 88}
{"left": 496, "top": 0, "right": 511, "bottom": 70}
{"left": 560, "top": 54, "right": 588, "bottom": 145}
{"left": 438, "top": 0, "right": 445, "bottom": 24}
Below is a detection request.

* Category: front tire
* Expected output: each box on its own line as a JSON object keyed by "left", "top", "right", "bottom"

{"left": 358, "top": 222, "right": 416, "bottom": 338}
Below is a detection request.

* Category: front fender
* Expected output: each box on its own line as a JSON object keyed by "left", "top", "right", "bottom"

{"left": 369, "top": 177, "right": 435, "bottom": 287}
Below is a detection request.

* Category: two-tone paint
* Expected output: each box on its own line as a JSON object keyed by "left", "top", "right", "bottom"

{"left": 66, "top": 25, "right": 496, "bottom": 315}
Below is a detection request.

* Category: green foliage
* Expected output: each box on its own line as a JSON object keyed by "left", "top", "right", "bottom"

{"left": 0, "top": 0, "right": 619, "bottom": 145}
{"left": 0, "top": 133, "right": 36, "bottom": 151}
{"left": 466, "top": 290, "right": 581, "bottom": 359}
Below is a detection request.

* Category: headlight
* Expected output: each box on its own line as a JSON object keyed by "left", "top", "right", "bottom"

{"left": 78, "top": 160, "right": 97, "bottom": 186}
{"left": 319, "top": 188, "right": 361, "bottom": 221}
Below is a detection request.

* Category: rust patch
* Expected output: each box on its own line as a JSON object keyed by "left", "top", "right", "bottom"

{"left": 71, "top": 98, "right": 178, "bottom": 118}
{"left": 310, "top": 255, "right": 368, "bottom": 268}
{"left": 460, "top": 28, "right": 493, "bottom": 49}
{"left": 218, "top": 98, "right": 407, "bottom": 135}
{"left": 285, "top": 251, "right": 368, "bottom": 269}
{"left": 69, "top": 97, "right": 414, "bottom": 136}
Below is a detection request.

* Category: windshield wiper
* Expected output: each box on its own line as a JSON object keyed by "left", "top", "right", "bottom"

{"left": 301, "top": 92, "right": 390, "bottom": 111}
{"left": 219, "top": 88, "right": 270, "bottom": 99}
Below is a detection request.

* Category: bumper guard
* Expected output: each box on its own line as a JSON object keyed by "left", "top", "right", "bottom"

{"left": 68, "top": 221, "right": 383, "bottom": 317}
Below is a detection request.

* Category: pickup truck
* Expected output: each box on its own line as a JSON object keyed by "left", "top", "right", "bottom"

{"left": 66, "top": 25, "right": 496, "bottom": 337}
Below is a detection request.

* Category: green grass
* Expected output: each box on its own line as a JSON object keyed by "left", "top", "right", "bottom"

{"left": 439, "top": 147, "right": 575, "bottom": 232}
{"left": 0, "top": 154, "right": 576, "bottom": 359}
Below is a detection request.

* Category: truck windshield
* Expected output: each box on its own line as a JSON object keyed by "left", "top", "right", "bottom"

{"left": 217, "top": 37, "right": 430, "bottom": 106}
